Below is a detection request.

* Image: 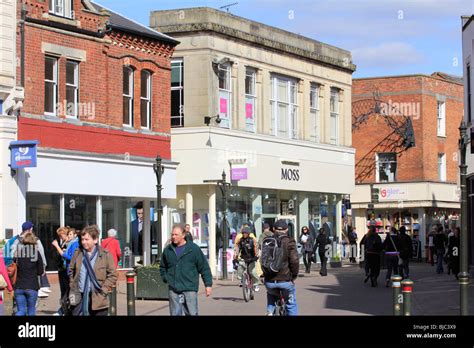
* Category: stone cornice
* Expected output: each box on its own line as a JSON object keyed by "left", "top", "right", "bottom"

{"left": 155, "top": 22, "right": 356, "bottom": 72}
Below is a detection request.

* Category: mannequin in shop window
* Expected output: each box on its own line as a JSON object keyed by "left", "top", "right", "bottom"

{"left": 131, "top": 203, "right": 144, "bottom": 257}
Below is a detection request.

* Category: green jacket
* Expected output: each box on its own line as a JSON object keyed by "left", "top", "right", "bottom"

{"left": 159, "top": 241, "right": 213, "bottom": 293}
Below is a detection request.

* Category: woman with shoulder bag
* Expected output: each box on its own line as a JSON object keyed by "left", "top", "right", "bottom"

{"left": 14, "top": 231, "right": 44, "bottom": 316}
{"left": 299, "top": 226, "right": 314, "bottom": 273}
{"left": 69, "top": 225, "right": 117, "bottom": 316}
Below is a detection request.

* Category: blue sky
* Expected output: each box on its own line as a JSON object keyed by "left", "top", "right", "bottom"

{"left": 94, "top": 0, "right": 473, "bottom": 78}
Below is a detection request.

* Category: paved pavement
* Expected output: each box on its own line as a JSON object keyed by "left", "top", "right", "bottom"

{"left": 33, "top": 261, "right": 474, "bottom": 316}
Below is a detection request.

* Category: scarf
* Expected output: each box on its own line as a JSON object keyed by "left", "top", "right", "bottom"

{"left": 80, "top": 247, "right": 101, "bottom": 316}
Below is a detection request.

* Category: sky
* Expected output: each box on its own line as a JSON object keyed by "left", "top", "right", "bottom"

{"left": 93, "top": 0, "right": 474, "bottom": 78}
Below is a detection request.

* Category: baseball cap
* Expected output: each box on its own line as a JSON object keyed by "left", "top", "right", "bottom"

{"left": 274, "top": 219, "right": 288, "bottom": 231}
{"left": 242, "top": 226, "right": 252, "bottom": 234}
{"left": 22, "top": 221, "right": 34, "bottom": 231}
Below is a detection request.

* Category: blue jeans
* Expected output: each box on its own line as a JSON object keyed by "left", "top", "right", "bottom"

{"left": 265, "top": 281, "right": 298, "bottom": 316}
{"left": 436, "top": 250, "right": 444, "bottom": 274}
{"left": 14, "top": 289, "right": 38, "bottom": 316}
{"left": 168, "top": 290, "right": 198, "bottom": 316}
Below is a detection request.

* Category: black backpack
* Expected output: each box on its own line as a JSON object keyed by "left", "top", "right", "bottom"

{"left": 261, "top": 234, "right": 288, "bottom": 275}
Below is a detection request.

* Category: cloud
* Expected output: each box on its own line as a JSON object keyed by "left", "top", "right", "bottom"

{"left": 351, "top": 42, "right": 426, "bottom": 68}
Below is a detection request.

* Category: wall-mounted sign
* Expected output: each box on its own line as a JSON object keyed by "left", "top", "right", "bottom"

{"left": 9, "top": 140, "right": 39, "bottom": 169}
{"left": 231, "top": 167, "right": 248, "bottom": 180}
{"left": 378, "top": 186, "right": 408, "bottom": 201}
{"left": 281, "top": 168, "right": 300, "bottom": 181}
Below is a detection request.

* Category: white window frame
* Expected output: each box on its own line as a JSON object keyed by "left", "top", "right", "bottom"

{"left": 123, "top": 67, "right": 134, "bottom": 127}
{"left": 49, "top": 0, "right": 73, "bottom": 19}
{"left": 437, "top": 101, "right": 446, "bottom": 137}
{"left": 245, "top": 68, "right": 257, "bottom": 133}
{"left": 218, "top": 63, "right": 232, "bottom": 129}
{"left": 376, "top": 153, "right": 397, "bottom": 183}
{"left": 330, "top": 87, "right": 339, "bottom": 145}
{"left": 171, "top": 58, "right": 184, "bottom": 127}
{"left": 65, "top": 60, "right": 79, "bottom": 118}
{"left": 270, "top": 75, "right": 298, "bottom": 139}
{"left": 140, "top": 70, "right": 152, "bottom": 129}
{"left": 438, "top": 153, "right": 446, "bottom": 182}
{"left": 310, "top": 83, "right": 320, "bottom": 142}
{"left": 44, "top": 56, "right": 58, "bottom": 117}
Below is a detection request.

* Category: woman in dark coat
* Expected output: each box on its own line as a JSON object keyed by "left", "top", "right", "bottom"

{"left": 299, "top": 226, "right": 314, "bottom": 273}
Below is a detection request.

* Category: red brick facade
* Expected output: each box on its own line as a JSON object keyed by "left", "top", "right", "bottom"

{"left": 353, "top": 74, "right": 464, "bottom": 184}
{"left": 17, "top": 0, "right": 176, "bottom": 159}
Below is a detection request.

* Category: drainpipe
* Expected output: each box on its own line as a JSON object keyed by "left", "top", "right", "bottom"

{"left": 20, "top": 1, "right": 27, "bottom": 88}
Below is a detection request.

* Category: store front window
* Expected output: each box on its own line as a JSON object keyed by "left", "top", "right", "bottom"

{"left": 64, "top": 194, "right": 97, "bottom": 231}
{"left": 26, "top": 193, "right": 61, "bottom": 271}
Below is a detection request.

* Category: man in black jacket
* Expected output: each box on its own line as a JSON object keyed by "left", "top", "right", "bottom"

{"left": 314, "top": 228, "right": 330, "bottom": 276}
{"left": 262, "top": 220, "right": 299, "bottom": 316}
{"left": 398, "top": 226, "right": 412, "bottom": 279}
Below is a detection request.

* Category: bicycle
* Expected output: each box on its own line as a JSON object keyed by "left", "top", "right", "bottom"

{"left": 241, "top": 259, "right": 256, "bottom": 302}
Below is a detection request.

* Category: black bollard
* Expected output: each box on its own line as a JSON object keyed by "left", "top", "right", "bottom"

{"left": 109, "top": 285, "right": 117, "bottom": 316}
{"left": 126, "top": 271, "right": 136, "bottom": 316}
{"left": 391, "top": 275, "right": 402, "bottom": 316}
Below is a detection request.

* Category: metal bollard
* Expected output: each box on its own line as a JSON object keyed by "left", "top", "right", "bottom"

{"left": 401, "top": 279, "right": 413, "bottom": 316}
{"left": 126, "top": 271, "right": 136, "bottom": 316}
{"left": 108, "top": 285, "right": 117, "bottom": 316}
{"left": 391, "top": 275, "right": 403, "bottom": 316}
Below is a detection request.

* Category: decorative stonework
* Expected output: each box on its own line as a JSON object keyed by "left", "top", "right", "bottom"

{"left": 110, "top": 32, "right": 174, "bottom": 57}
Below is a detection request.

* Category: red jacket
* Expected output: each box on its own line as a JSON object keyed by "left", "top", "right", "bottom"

{"left": 0, "top": 255, "right": 13, "bottom": 293}
{"left": 101, "top": 238, "right": 122, "bottom": 268}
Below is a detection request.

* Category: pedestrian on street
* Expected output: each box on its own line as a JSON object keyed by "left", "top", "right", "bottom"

{"left": 0, "top": 249, "right": 13, "bottom": 316}
{"left": 12, "top": 222, "right": 51, "bottom": 298}
{"left": 14, "top": 231, "right": 44, "bottom": 316}
{"left": 63, "top": 228, "right": 80, "bottom": 275}
{"left": 348, "top": 226, "right": 358, "bottom": 263}
{"left": 448, "top": 227, "right": 460, "bottom": 280}
{"left": 184, "top": 223, "right": 193, "bottom": 242}
{"left": 359, "top": 231, "right": 370, "bottom": 279}
{"left": 258, "top": 223, "right": 273, "bottom": 250}
{"left": 427, "top": 229, "right": 436, "bottom": 266}
{"left": 160, "top": 224, "right": 213, "bottom": 316}
{"left": 262, "top": 219, "right": 299, "bottom": 316}
{"left": 101, "top": 229, "right": 122, "bottom": 268}
{"left": 51, "top": 227, "right": 70, "bottom": 299}
{"left": 398, "top": 226, "right": 412, "bottom": 279}
{"left": 382, "top": 227, "right": 402, "bottom": 287}
{"left": 69, "top": 225, "right": 117, "bottom": 316}
{"left": 314, "top": 227, "right": 330, "bottom": 276}
{"left": 434, "top": 224, "right": 447, "bottom": 274}
{"left": 364, "top": 226, "right": 383, "bottom": 287}
{"left": 446, "top": 226, "right": 455, "bottom": 275}
{"left": 299, "top": 226, "right": 314, "bottom": 273}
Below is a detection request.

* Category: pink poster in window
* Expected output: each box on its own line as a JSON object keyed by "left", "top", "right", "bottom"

{"left": 220, "top": 98, "right": 227, "bottom": 114}
{"left": 245, "top": 103, "right": 253, "bottom": 119}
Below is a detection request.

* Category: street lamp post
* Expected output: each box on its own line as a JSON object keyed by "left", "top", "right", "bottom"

{"left": 153, "top": 155, "right": 164, "bottom": 264}
{"left": 218, "top": 170, "right": 231, "bottom": 280}
{"left": 458, "top": 121, "right": 470, "bottom": 315}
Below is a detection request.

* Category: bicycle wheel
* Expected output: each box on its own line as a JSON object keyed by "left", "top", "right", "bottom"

{"left": 250, "top": 285, "right": 255, "bottom": 300}
{"left": 242, "top": 273, "right": 251, "bottom": 302}
{"left": 279, "top": 301, "right": 287, "bottom": 316}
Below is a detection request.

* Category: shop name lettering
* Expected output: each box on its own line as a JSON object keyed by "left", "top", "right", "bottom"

{"left": 18, "top": 323, "right": 56, "bottom": 341}
{"left": 281, "top": 168, "right": 300, "bottom": 181}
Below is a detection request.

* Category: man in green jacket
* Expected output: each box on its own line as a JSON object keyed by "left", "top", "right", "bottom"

{"left": 160, "top": 224, "right": 213, "bottom": 316}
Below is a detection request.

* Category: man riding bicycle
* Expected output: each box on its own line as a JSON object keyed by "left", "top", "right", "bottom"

{"left": 233, "top": 226, "right": 260, "bottom": 292}
{"left": 261, "top": 219, "right": 299, "bottom": 316}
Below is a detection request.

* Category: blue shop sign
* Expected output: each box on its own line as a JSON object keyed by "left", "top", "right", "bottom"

{"left": 9, "top": 140, "right": 39, "bottom": 169}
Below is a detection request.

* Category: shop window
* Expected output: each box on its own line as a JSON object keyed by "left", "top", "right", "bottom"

{"left": 66, "top": 60, "right": 79, "bottom": 118}
{"left": 376, "top": 153, "right": 397, "bottom": 183}
{"left": 310, "top": 83, "right": 320, "bottom": 142}
{"left": 270, "top": 75, "right": 298, "bottom": 139}
{"left": 26, "top": 193, "right": 61, "bottom": 271}
{"left": 245, "top": 68, "right": 257, "bottom": 133}
{"left": 171, "top": 58, "right": 184, "bottom": 127}
{"left": 64, "top": 195, "right": 97, "bottom": 231}
{"left": 49, "top": 0, "right": 73, "bottom": 18}
{"left": 140, "top": 70, "right": 152, "bottom": 129}
{"left": 218, "top": 63, "right": 232, "bottom": 129}
{"left": 123, "top": 66, "right": 134, "bottom": 127}
{"left": 44, "top": 56, "right": 58, "bottom": 116}
{"left": 330, "top": 87, "right": 339, "bottom": 145}
{"left": 437, "top": 101, "right": 446, "bottom": 137}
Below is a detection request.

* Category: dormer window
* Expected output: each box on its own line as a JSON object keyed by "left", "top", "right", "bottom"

{"left": 49, "top": 0, "right": 73, "bottom": 19}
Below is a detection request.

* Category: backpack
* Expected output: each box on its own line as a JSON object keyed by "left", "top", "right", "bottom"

{"left": 260, "top": 234, "right": 288, "bottom": 275}
{"left": 238, "top": 237, "right": 255, "bottom": 260}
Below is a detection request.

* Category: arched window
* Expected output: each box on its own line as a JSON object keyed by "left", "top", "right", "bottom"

{"left": 123, "top": 67, "right": 134, "bottom": 127}
{"left": 140, "top": 70, "right": 152, "bottom": 129}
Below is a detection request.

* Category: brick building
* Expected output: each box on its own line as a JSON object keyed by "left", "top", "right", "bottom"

{"left": 351, "top": 73, "right": 463, "bottom": 259}
{"left": 1, "top": 0, "right": 179, "bottom": 269}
